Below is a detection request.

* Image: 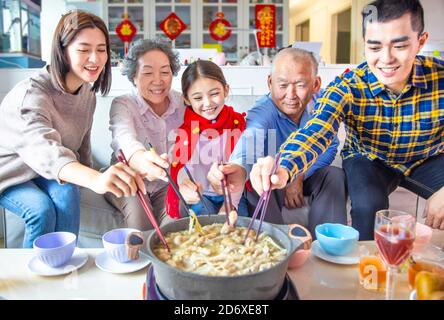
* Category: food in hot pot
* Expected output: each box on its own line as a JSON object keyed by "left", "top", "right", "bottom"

{"left": 153, "top": 223, "right": 287, "bottom": 276}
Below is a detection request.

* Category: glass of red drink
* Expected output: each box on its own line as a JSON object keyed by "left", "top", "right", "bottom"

{"left": 374, "top": 210, "right": 416, "bottom": 300}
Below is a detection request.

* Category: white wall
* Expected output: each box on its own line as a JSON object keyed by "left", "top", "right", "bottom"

{"left": 421, "top": 0, "right": 444, "bottom": 42}
{"left": 289, "top": 0, "right": 353, "bottom": 64}
{"left": 289, "top": 0, "right": 444, "bottom": 64}
{"left": 40, "top": 0, "right": 103, "bottom": 64}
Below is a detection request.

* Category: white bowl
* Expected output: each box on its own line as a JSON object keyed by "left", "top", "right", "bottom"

{"left": 33, "top": 232, "right": 77, "bottom": 267}
{"left": 102, "top": 228, "right": 140, "bottom": 263}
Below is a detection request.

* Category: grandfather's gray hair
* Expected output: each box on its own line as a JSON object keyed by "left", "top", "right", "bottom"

{"left": 271, "top": 47, "right": 318, "bottom": 77}
{"left": 121, "top": 37, "right": 180, "bottom": 86}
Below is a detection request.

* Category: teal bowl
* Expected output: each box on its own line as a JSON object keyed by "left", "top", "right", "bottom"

{"left": 315, "top": 223, "right": 359, "bottom": 256}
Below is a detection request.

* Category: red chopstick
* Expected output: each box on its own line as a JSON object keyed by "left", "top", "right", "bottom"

{"left": 116, "top": 149, "right": 170, "bottom": 252}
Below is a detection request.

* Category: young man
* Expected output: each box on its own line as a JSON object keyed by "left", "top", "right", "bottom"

{"left": 207, "top": 48, "right": 347, "bottom": 236}
{"left": 249, "top": 0, "right": 444, "bottom": 239}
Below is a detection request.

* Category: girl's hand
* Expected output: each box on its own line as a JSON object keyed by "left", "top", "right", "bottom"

{"left": 179, "top": 178, "right": 202, "bottom": 204}
{"left": 207, "top": 163, "right": 246, "bottom": 194}
{"left": 91, "top": 162, "right": 146, "bottom": 197}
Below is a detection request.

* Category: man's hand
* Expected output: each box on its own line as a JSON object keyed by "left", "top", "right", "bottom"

{"left": 207, "top": 163, "right": 246, "bottom": 195}
{"left": 250, "top": 156, "right": 290, "bottom": 196}
{"left": 179, "top": 178, "right": 202, "bottom": 204}
{"left": 284, "top": 174, "right": 305, "bottom": 209}
{"left": 128, "top": 149, "right": 169, "bottom": 182}
{"left": 423, "top": 187, "right": 444, "bottom": 230}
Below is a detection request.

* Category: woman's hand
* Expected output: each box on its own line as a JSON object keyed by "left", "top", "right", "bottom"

{"left": 179, "top": 178, "right": 202, "bottom": 204}
{"left": 129, "top": 149, "right": 169, "bottom": 182}
{"left": 91, "top": 162, "right": 146, "bottom": 197}
{"left": 424, "top": 187, "right": 444, "bottom": 229}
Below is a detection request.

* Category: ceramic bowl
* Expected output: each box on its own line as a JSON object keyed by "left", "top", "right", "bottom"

{"left": 33, "top": 232, "right": 77, "bottom": 267}
{"left": 315, "top": 223, "right": 359, "bottom": 256}
{"left": 288, "top": 249, "right": 310, "bottom": 269}
{"left": 102, "top": 228, "right": 139, "bottom": 263}
{"left": 414, "top": 222, "right": 433, "bottom": 250}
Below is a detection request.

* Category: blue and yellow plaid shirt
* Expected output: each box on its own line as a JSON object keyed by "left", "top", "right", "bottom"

{"left": 279, "top": 55, "right": 444, "bottom": 177}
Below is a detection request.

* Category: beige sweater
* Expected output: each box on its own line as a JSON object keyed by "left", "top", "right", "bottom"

{"left": 0, "top": 67, "right": 96, "bottom": 193}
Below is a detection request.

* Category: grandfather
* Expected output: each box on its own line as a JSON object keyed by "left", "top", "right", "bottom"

{"left": 105, "top": 38, "right": 184, "bottom": 230}
{"left": 208, "top": 48, "right": 347, "bottom": 236}
{"left": 250, "top": 0, "right": 444, "bottom": 239}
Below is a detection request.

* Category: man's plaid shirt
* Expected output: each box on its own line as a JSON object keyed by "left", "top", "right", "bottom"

{"left": 280, "top": 55, "right": 444, "bottom": 178}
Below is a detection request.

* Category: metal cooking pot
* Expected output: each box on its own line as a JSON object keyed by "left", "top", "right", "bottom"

{"left": 143, "top": 215, "right": 311, "bottom": 300}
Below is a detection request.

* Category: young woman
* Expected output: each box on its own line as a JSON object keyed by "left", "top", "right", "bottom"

{"left": 166, "top": 60, "right": 247, "bottom": 219}
{"left": 0, "top": 11, "right": 144, "bottom": 248}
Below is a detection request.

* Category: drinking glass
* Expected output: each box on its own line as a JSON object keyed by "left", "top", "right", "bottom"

{"left": 359, "top": 245, "right": 386, "bottom": 291}
{"left": 374, "top": 209, "right": 416, "bottom": 300}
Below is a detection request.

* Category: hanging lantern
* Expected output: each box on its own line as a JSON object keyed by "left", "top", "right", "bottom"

{"left": 160, "top": 12, "right": 187, "bottom": 41}
{"left": 209, "top": 12, "right": 232, "bottom": 41}
{"left": 115, "top": 12, "right": 137, "bottom": 55}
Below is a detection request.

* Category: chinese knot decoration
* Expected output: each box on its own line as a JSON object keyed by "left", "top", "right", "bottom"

{"left": 209, "top": 12, "right": 232, "bottom": 41}
{"left": 255, "top": 4, "right": 276, "bottom": 48}
{"left": 160, "top": 12, "right": 187, "bottom": 41}
{"left": 115, "top": 13, "right": 137, "bottom": 55}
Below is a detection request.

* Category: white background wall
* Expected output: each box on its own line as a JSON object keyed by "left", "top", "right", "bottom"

{"left": 421, "top": 0, "right": 444, "bottom": 42}
{"left": 40, "top": 0, "right": 103, "bottom": 64}
{"left": 289, "top": 0, "right": 444, "bottom": 64}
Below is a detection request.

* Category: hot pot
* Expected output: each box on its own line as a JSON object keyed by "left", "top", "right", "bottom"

{"left": 143, "top": 215, "right": 311, "bottom": 300}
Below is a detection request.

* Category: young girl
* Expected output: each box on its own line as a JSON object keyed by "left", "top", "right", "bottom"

{"left": 0, "top": 11, "right": 144, "bottom": 248}
{"left": 165, "top": 60, "right": 247, "bottom": 219}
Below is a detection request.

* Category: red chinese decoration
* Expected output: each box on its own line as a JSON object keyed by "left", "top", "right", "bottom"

{"left": 255, "top": 4, "right": 276, "bottom": 48}
{"left": 160, "top": 12, "right": 187, "bottom": 41}
{"left": 115, "top": 13, "right": 137, "bottom": 55}
{"left": 209, "top": 12, "right": 232, "bottom": 41}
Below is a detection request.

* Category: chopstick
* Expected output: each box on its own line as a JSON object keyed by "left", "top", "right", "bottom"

{"left": 116, "top": 149, "right": 170, "bottom": 252}
{"left": 219, "top": 161, "right": 233, "bottom": 225}
{"left": 244, "top": 154, "right": 281, "bottom": 243}
{"left": 183, "top": 165, "right": 212, "bottom": 217}
{"left": 147, "top": 143, "right": 203, "bottom": 233}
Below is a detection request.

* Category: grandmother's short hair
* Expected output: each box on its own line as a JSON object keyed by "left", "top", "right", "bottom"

{"left": 121, "top": 37, "right": 180, "bottom": 86}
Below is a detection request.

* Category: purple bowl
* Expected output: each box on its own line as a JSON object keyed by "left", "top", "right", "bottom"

{"left": 33, "top": 232, "right": 77, "bottom": 268}
{"left": 102, "top": 228, "right": 139, "bottom": 263}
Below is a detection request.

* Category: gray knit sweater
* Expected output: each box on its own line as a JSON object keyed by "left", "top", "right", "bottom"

{"left": 0, "top": 67, "right": 96, "bottom": 193}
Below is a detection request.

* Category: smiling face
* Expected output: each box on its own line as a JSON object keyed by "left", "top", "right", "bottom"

{"left": 364, "top": 13, "right": 428, "bottom": 94}
{"left": 184, "top": 77, "right": 228, "bottom": 121}
{"left": 268, "top": 54, "right": 321, "bottom": 124}
{"left": 133, "top": 49, "right": 173, "bottom": 111}
{"left": 65, "top": 27, "right": 108, "bottom": 93}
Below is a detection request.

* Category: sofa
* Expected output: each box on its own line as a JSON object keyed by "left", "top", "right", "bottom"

{"left": 2, "top": 95, "right": 126, "bottom": 248}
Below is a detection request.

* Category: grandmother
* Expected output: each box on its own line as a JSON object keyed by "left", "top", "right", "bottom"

{"left": 105, "top": 38, "right": 185, "bottom": 230}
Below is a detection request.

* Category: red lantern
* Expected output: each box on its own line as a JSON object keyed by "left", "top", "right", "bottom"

{"left": 209, "top": 12, "right": 232, "bottom": 41}
{"left": 115, "top": 13, "right": 137, "bottom": 55}
{"left": 160, "top": 12, "right": 187, "bottom": 41}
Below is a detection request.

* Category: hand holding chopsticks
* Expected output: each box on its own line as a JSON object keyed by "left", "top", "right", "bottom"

{"left": 245, "top": 154, "right": 282, "bottom": 243}
{"left": 116, "top": 149, "right": 170, "bottom": 252}
{"left": 219, "top": 161, "right": 234, "bottom": 226}
{"left": 183, "top": 165, "right": 212, "bottom": 216}
{"left": 147, "top": 143, "right": 203, "bottom": 233}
